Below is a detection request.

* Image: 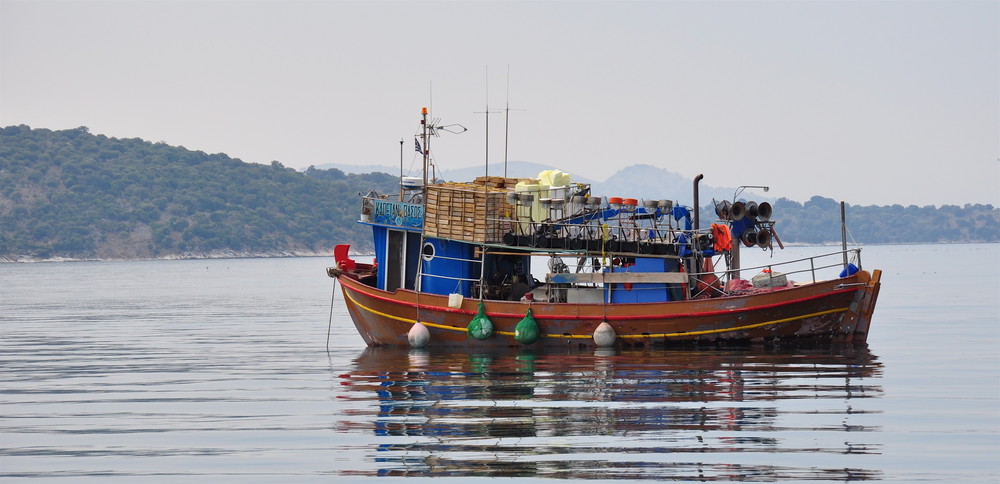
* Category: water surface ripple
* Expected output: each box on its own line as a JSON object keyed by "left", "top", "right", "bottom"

{"left": 2, "top": 245, "right": 999, "bottom": 482}
{"left": 335, "top": 346, "right": 883, "bottom": 480}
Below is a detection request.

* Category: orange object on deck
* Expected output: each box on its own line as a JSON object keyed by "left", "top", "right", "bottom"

{"left": 711, "top": 223, "right": 733, "bottom": 252}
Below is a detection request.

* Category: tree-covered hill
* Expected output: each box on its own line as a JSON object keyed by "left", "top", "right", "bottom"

{"left": 0, "top": 125, "right": 996, "bottom": 261}
{"left": 0, "top": 125, "right": 397, "bottom": 260}
{"left": 736, "top": 196, "right": 998, "bottom": 245}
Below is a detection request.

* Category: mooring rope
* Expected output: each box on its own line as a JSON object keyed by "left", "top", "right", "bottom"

{"left": 326, "top": 279, "right": 337, "bottom": 353}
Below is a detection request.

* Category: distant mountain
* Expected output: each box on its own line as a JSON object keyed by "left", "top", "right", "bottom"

{"left": 316, "top": 160, "right": 601, "bottom": 186}
{"left": 435, "top": 161, "right": 600, "bottom": 186}
{"left": 319, "top": 161, "right": 765, "bottom": 208}
{"left": 591, "top": 164, "right": 762, "bottom": 208}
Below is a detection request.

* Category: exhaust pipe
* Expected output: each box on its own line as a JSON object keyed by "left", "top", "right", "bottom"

{"left": 693, "top": 174, "right": 704, "bottom": 231}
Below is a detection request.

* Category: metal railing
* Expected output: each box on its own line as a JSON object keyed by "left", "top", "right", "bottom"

{"left": 688, "top": 248, "right": 863, "bottom": 298}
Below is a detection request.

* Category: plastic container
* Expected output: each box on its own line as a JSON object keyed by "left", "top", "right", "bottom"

{"left": 401, "top": 176, "right": 423, "bottom": 189}
{"left": 752, "top": 270, "right": 788, "bottom": 288}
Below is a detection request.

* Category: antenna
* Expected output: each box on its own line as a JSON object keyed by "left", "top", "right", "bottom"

{"left": 399, "top": 138, "right": 404, "bottom": 201}
{"left": 416, "top": 106, "right": 467, "bottom": 186}
{"left": 503, "top": 65, "right": 526, "bottom": 178}
{"left": 475, "top": 65, "right": 500, "bottom": 179}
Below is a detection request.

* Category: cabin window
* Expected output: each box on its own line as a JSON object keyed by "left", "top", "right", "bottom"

{"left": 421, "top": 241, "right": 435, "bottom": 261}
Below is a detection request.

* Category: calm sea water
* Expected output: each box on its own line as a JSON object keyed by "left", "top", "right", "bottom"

{"left": 1, "top": 244, "right": 998, "bottom": 482}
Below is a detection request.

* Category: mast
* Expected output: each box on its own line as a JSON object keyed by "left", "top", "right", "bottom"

{"left": 416, "top": 107, "right": 430, "bottom": 294}
{"left": 475, "top": 66, "right": 500, "bottom": 180}
{"left": 398, "top": 138, "right": 404, "bottom": 201}
{"left": 691, "top": 174, "right": 704, "bottom": 293}
{"left": 502, "top": 67, "right": 524, "bottom": 179}
{"left": 421, "top": 107, "right": 429, "bottom": 190}
{"left": 841, "top": 201, "right": 849, "bottom": 270}
{"left": 474, "top": 104, "right": 500, "bottom": 177}
{"left": 504, "top": 67, "right": 510, "bottom": 179}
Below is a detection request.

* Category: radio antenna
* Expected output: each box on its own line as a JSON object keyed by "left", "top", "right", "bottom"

{"left": 503, "top": 65, "right": 525, "bottom": 178}
{"left": 474, "top": 65, "right": 500, "bottom": 179}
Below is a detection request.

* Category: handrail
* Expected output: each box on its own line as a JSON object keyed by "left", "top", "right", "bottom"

{"left": 415, "top": 249, "right": 485, "bottom": 287}
{"left": 419, "top": 273, "right": 481, "bottom": 283}
{"left": 694, "top": 248, "right": 862, "bottom": 288}
{"left": 545, "top": 247, "right": 862, "bottom": 298}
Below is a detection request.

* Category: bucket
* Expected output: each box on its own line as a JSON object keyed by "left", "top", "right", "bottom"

{"left": 448, "top": 293, "right": 464, "bottom": 309}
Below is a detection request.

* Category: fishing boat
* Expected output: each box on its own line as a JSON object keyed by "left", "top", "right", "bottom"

{"left": 327, "top": 108, "right": 881, "bottom": 349}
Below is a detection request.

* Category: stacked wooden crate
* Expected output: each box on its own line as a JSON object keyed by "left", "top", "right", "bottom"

{"left": 472, "top": 176, "right": 528, "bottom": 189}
{"left": 424, "top": 183, "right": 513, "bottom": 243}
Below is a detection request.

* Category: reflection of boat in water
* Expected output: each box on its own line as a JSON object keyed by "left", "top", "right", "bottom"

{"left": 327, "top": 108, "right": 882, "bottom": 349}
{"left": 335, "top": 346, "right": 884, "bottom": 480}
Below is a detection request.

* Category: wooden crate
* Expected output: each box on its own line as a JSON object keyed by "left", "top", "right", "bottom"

{"left": 472, "top": 176, "right": 534, "bottom": 189}
{"left": 424, "top": 183, "right": 513, "bottom": 243}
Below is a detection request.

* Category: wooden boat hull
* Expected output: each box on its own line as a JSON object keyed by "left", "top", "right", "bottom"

{"left": 332, "top": 268, "right": 882, "bottom": 348}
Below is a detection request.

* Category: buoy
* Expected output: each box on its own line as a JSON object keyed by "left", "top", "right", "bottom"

{"left": 514, "top": 308, "right": 540, "bottom": 345}
{"left": 467, "top": 301, "right": 494, "bottom": 340}
{"left": 593, "top": 321, "right": 616, "bottom": 347}
{"left": 408, "top": 322, "right": 430, "bottom": 348}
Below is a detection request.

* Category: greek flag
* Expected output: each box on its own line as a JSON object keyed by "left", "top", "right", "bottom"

{"left": 414, "top": 139, "right": 424, "bottom": 155}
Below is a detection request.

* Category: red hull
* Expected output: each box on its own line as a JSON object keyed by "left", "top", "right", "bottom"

{"left": 332, "top": 268, "right": 882, "bottom": 348}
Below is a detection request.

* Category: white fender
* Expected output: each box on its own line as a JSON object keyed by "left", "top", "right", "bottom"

{"left": 408, "top": 322, "right": 430, "bottom": 348}
{"left": 593, "top": 321, "right": 616, "bottom": 347}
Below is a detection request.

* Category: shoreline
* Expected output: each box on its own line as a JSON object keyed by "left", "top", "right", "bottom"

{"left": 0, "top": 249, "right": 377, "bottom": 264}
{"left": 2, "top": 241, "right": 991, "bottom": 264}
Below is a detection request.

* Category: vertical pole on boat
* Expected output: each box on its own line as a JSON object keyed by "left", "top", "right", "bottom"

{"left": 476, "top": 66, "right": 502, "bottom": 180}
{"left": 399, "top": 138, "right": 404, "bottom": 202}
{"left": 841, "top": 201, "right": 848, "bottom": 271}
{"left": 417, "top": 107, "right": 430, "bottom": 293}
{"left": 502, "top": 67, "right": 525, "bottom": 180}
{"left": 485, "top": 66, "right": 490, "bottom": 180}
{"left": 692, "top": 174, "right": 704, "bottom": 232}
{"left": 481, "top": 69, "right": 489, "bottom": 299}
{"left": 484, "top": 109, "right": 489, "bottom": 180}
{"left": 421, "top": 107, "right": 429, "bottom": 189}
{"left": 503, "top": 101, "right": 509, "bottom": 179}
{"left": 731, "top": 235, "right": 741, "bottom": 281}
{"left": 504, "top": 66, "right": 510, "bottom": 179}
{"left": 690, "top": 174, "right": 704, "bottom": 296}
{"left": 478, "top": 246, "right": 487, "bottom": 300}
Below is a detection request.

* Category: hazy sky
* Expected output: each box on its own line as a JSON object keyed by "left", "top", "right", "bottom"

{"left": 2, "top": 0, "right": 997, "bottom": 206}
